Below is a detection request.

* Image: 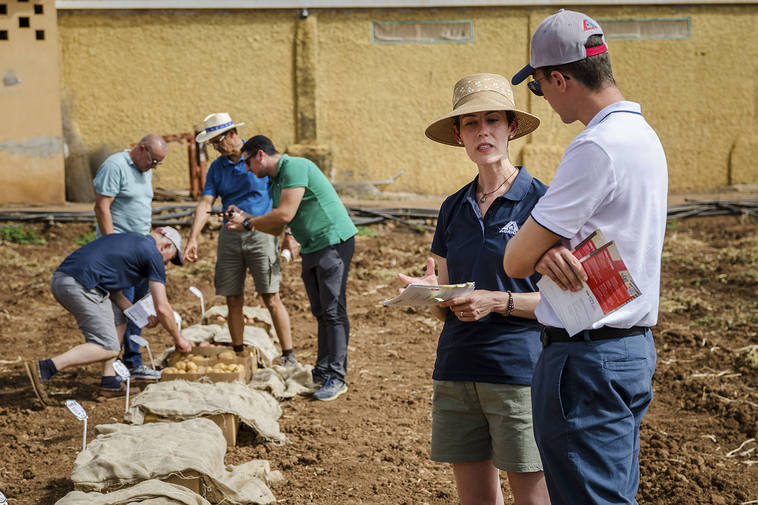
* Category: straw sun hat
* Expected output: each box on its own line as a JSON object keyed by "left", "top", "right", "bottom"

{"left": 195, "top": 112, "right": 246, "bottom": 143}
{"left": 425, "top": 73, "right": 540, "bottom": 147}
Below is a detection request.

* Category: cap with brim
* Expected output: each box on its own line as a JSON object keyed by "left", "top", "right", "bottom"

{"left": 195, "top": 112, "right": 245, "bottom": 143}
{"left": 512, "top": 9, "right": 607, "bottom": 85}
{"left": 425, "top": 73, "right": 540, "bottom": 147}
{"left": 155, "top": 226, "right": 184, "bottom": 266}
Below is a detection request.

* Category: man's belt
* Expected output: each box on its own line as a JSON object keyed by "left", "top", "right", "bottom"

{"left": 541, "top": 326, "right": 648, "bottom": 347}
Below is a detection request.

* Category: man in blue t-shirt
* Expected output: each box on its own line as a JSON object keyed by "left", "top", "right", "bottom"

{"left": 93, "top": 133, "right": 167, "bottom": 381}
{"left": 184, "top": 113, "right": 295, "bottom": 364}
{"left": 24, "top": 227, "right": 194, "bottom": 406}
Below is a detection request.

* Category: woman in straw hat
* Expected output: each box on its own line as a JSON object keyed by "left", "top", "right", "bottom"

{"left": 398, "top": 73, "right": 550, "bottom": 504}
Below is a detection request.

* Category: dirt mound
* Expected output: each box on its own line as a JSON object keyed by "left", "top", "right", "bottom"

{"left": 0, "top": 216, "right": 755, "bottom": 504}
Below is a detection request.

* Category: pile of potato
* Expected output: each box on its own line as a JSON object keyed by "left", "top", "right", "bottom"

{"left": 163, "top": 354, "right": 244, "bottom": 375}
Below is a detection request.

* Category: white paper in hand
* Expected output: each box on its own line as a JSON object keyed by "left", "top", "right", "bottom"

{"left": 382, "top": 282, "right": 475, "bottom": 307}
{"left": 123, "top": 294, "right": 156, "bottom": 328}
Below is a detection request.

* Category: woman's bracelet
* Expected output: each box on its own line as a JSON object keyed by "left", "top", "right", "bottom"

{"left": 505, "top": 290, "right": 514, "bottom": 317}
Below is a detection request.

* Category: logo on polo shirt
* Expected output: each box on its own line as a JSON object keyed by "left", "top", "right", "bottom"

{"left": 499, "top": 221, "right": 519, "bottom": 235}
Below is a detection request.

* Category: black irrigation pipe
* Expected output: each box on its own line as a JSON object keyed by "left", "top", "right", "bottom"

{"left": 2, "top": 200, "right": 757, "bottom": 227}
{"left": 348, "top": 207, "right": 435, "bottom": 232}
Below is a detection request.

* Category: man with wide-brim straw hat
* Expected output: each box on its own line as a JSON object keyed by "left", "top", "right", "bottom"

{"left": 184, "top": 113, "right": 296, "bottom": 366}
{"left": 194, "top": 112, "right": 244, "bottom": 144}
{"left": 398, "top": 73, "right": 550, "bottom": 505}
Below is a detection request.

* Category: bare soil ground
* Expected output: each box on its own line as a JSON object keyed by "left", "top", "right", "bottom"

{"left": 0, "top": 214, "right": 756, "bottom": 505}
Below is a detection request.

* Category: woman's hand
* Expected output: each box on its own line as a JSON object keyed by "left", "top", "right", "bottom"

{"left": 225, "top": 205, "right": 249, "bottom": 231}
{"left": 397, "top": 257, "right": 438, "bottom": 289}
{"left": 440, "top": 290, "right": 494, "bottom": 321}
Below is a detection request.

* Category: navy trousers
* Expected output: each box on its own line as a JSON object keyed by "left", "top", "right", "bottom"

{"left": 301, "top": 237, "right": 354, "bottom": 383}
{"left": 120, "top": 278, "right": 149, "bottom": 369}
{"left": 532, "top": 329, "right": 656, "bottom": 505}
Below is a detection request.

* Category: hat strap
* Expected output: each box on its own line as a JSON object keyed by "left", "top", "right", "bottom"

{"left": 586, "top": 44, "right": 607, "bottom": 57}
{"left": 206, "top": 121, "right": 233, "bottom": 132}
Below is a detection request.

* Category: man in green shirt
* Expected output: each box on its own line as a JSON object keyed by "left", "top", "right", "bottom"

{"left": 226, "top": 135, "right": 357, "bottom": 402}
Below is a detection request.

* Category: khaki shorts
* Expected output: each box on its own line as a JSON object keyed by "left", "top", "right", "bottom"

{"left": 431, "top": 380, "right": 543, "bottom": 473}
{"left": 50, "top": 271, "right": 125, "bottom": 351}
{"left": 215, "top": 226, "right": 281, "bottom": 296}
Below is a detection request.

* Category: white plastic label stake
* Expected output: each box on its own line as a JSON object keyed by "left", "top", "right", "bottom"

{"left": 65, "top": 399, "right": 88, "bottom": 451}
{"left": 173, "top": 311, "right": 182, "bottom": 332}
{"left": 112, "top": 361, "right": 131, "bottom": 413}
{"left": 281, "top": 249, "right": 292, "bottom": 262}
{"left": 129, "top": 334, "right": 156, "bottom": 370}
{"left": 189, "top": 285, "right": 205, "bottom": 320}
{"left": 0, "top": 490, "right": 7, "bottom": 504}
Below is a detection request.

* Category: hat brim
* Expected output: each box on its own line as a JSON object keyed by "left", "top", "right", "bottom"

{"left": 511, "top": 64, "right": 534, "bottom": 85}
{"left": 195, "top": 122, "right": 245, "bottom": 143}
{"left": 425, "top": 104, "right": 540, "bottom": 147}
{"left": 171, "top": 252, "right": 183, "bottom": 266}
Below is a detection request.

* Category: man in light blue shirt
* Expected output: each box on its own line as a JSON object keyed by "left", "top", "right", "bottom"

{"left": 93, "top": 133, "right": 167, "bottom": 380}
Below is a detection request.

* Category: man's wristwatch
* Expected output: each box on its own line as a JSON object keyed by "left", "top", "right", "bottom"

{"left": 242, "top": 217, "right": 253, "bottom": 231}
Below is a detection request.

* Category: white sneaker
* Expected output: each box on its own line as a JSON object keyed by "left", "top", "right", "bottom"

{"left": 129, "top": 364, "right": 161, "bottom": 380}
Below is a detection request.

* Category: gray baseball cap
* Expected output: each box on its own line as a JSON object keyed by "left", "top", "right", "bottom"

{"left": 512, "top": 9, "right": 607, "bottom": 85}
{"left": 154, "top": 226, "right": 184, "bottom": 266}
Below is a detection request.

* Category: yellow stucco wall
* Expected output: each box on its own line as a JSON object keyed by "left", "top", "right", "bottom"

{"left": 0, "top": 0, "right": 65, "bottom": 204}
{"left": 58, "top": 9, "right": 297, "bottom": 191}
{"left": 55, "top": 5, "right": 757, "bottom": 196}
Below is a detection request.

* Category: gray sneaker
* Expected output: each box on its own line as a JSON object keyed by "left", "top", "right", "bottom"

{"left": 312, "top": 377, "right": 348, "bottom": 402}
{"left": 280, "top": 352, "right": 298, "bottom": 367}
{"left": 128, "top": 364, "right": 161, "bottom": 381}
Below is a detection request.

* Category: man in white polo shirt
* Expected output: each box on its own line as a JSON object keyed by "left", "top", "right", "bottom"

{"left": 504, "top": 10, "right": 668, "bottom": 505}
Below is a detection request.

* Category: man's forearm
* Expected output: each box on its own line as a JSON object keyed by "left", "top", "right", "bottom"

{"left": 155, "top": 304, "right": 181, "bottom": 340}
{"left": 94, "top": 206, "right": 114, "bottom": 235}
{"left": 251, "top": 210, "right": 289, "bottom": 235}
{"left": 188, "top": 199, "right": 213, "bottom": 241}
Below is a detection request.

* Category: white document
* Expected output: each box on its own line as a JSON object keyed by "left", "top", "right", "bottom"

{"left": 537, "top": 232, "right": 641, "bottom": 337}
{"left": 537, "top": 277, "right": 604, "bottom": 337}
{"left": 123, "top": 294, "right": 156, "bottom": 328}
{"left": 382, "top": 282, "right": 475, "bottom": 307}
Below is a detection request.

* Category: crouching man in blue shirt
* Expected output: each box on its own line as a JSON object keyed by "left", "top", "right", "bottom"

{"left": 24, "top": 227, "right": 194, "bottom": 406}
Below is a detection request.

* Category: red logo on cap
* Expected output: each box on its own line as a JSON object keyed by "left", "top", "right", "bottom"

{"left": 583, "top": 19, "right": 599, "bottom": 31}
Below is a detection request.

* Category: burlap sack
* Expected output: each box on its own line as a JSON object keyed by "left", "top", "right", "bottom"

{"left": 71, "top": 418, "right": 275, "bottom": 504}
{"left": 55, "top": 479, "right": 210, "bottom": 505}
{"left": 249, "top": 362, "right": 321, "bottom": 400}
{"left": 212, "top": 325, "right": 278, "bottom": 368}
{"left": 181, "top": 324, "right": 223, "bottom": 343}
{"left": 159, "top": 324, "right": 277, "bottom": 369}
{"left": 125, "top": 381, "right": 285, "bottom": 445}
{"left": 202, "top": 305, "right": 275, "bottom": 339}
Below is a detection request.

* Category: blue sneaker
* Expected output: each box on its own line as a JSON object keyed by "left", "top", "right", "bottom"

{"left": 312, "top": 377, "right": 347, "bottom": 402}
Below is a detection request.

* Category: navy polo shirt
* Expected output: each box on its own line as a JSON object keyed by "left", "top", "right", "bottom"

{"left": 431, "top": 167, "right": 547, "bottom": 385}
{"left": 56, "top": 234, "right": 166, "bottom": 294}
{"left": 202, "top": 149, "right": 272, "bottom": 217}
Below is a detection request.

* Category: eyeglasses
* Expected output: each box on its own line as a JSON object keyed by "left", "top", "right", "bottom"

{"left": 211, "top": 134, "right": 226, "bottom": 147}
{"left": 527, "top": 72, "right": 570, "bottom": 97}
{"left": 143, "top": 145, "right": 162, "bottom": 166}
